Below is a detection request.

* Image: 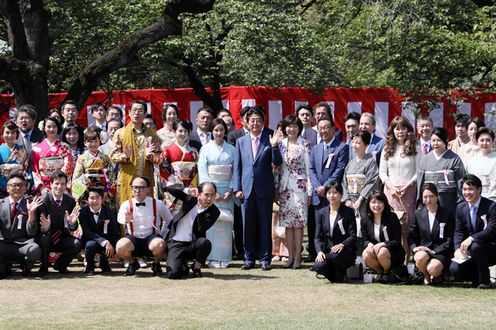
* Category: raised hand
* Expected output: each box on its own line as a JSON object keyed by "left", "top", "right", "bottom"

{"left": 270, "top": 128, "right": 283, "bottom": 147}
{"left": 27, "top": 196, "right": 43, "bottom": 214}
{"left": 40, "top": 214, "right": 51, "bottom": 232}
{"left": 65, "top": 205, "right": 80, "bottom": 225}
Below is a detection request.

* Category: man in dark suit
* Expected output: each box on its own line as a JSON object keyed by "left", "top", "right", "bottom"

{"left": 36, "top": 171, "right": 82, "bottom": 275}
{"left": 450, "top": 174, "right": 496, "bottom": 289}
{"left": 79, "top": 187, "right": 119, "bottom": 275}
{"left": 188, "top": 106, "right": 214, "bottom": 151}
{"left": 308, "top": 116, "right": 349, "bottom": 262}
{"left": 296, "top": 104, "right": 318, "bottom": 147}
{"left": 0, "top": 174, "right": 42, "bottom": 278}
{"left": 233, "top": 106, "right": 283, "bottom": 270}
{"left": 165, "top": 182, "right": 220, "bottom": 279}
{"left": 344, "top": 112, "right": 361, "bottom": 160}
{"left": 15, "top": 104, "right": 44, "bottom": 155}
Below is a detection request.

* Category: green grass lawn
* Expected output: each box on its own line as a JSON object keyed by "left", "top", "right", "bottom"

{"left": 1, "top": 260, "right": 496, "bottom": 329}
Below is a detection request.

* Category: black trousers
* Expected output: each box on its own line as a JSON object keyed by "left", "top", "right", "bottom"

{"left": 38, "top": 234, "right": 82, "bottom": 270}
{"left": 166, "top": 238, "right": 211, "bottom": 279}
{"left": 233, "top": 203, "right": 244, "bottom": 258}
{"left": 450, "top": 242, "right": 496, "bottom": 285}
{"left": 307, "top": 205, "right": 316, "bottom": 257}
{"left": 84, "top": 240, "right": 110, "bottom": 271}
{"left": 313, "top": 248, "right": 355, "bottom": 282}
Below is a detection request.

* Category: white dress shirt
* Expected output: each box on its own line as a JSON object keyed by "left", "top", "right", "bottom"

{"left": 172, "top": 205, "right": 206, "bottom": 242}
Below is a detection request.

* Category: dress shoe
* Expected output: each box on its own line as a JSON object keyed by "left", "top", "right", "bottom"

{"left": 151, "top": 262, "right": 163, "bottom": 276}
{"left": 124, "top": 260, "right": 140, "bottom": 276}
{"left": 53, "top": 264, "right": 71, "bottom": 274}
{"left": 241, "top": 263, "right": 254, "bottom": 270}
{"left": 37, "top": 268, "right": 48, "bottom": 277}
{"left": 100, "top": 266, "right": 112, "bottom": 273}
{"left": 305, "top": 254, "right": 316, "bottom": 263}
{"left": 86, "top": 271, "right": 96, "bottom": 276}
{"left": 261, "top": 263, "right": 272, "bottom": 271}
{"left": 283, "top": 259, "right": 294, "bottom": 269}
{"left": 477, "top": 283, "right": 492, "bottom": 289}
{"left": 191, "top": 264, "right": 202, "bottom": 278}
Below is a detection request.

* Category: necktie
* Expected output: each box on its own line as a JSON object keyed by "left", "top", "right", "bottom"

{"left": 422, "top": 143, "right": 428, "bottom": 155}
{"left": 10, "top": 201, "right": 17, "bottom": 222}
{"left": 55, "top": 199, "right": 62, "bottom": 213}
{"left": 470, "top": 205, "right": 477, "bottom": 232}
{"left": 252, "top": 137, "right": 259, "bottom": 160}
{"left": 51, "top": 230, "right": 61, "bottom": 245}
{"left": 23, "top": 134, "right": 31, "bottom": 152}
{"left": 136, "top": 202, "right": 146, "bottom": 207}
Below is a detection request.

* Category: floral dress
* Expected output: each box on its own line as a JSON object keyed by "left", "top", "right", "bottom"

{"left": 276, "top": 137, "right": 312, "bottom": 228}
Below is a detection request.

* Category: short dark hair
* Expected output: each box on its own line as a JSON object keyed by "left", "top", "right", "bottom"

{"left": 197, "top": 106, "right": 214, "bottom": 117}
{"left": 246, "top": 106, "right": 266, "bottom": 122}
{"left": 240, "top": 106, "right": 252, "bottom": 118}
{"left": 317, "top": 116, "right": 334, "bottom": 127}
{"left": 131, "top": 176, "right": 150, "bottom": 187}
{"left": 210, "top": 117, "right": 228, "bottom": 134}
{"left": 2, "top": 121, "right": 19, "bottom": 139}
{"left": 144, "top": 113, "right": 156, "bottom": 124}
{"left": 173, "top": 119, "right": 193, "bottom": 133}
{"left": 84, "top": 126, "right": 101, "bottom": 143}
{"left": 432, "top": 127, "right": 449, "bottom": 147}
{"left": 476, "top": 127, "right": 495, "bottom": 141}
{"left": 130, "top": 100, "right": 147, "bottom": 111}
{"left": 462, "top": 174, "right": 482, "bottom": 190}
{"left": 353, "top": 130, "right": 371, "bottom": 145}
{"left": 217, "top": 108, "right": 231, "bottom": 118}
{"left": 454, "top": 113, "right": 470, "bottom": 129}
{"left": 325, "top": 182, "right": 343, "bottom": 195}
{"left": 50, "top": 170, "right": 68, "bottom": 184}
{"left": 107, "top": 118, "right": 123, "bottom": 129}
{"left": 108, "top": 105, "right": 123, "bottom": 118}
{"left": 198, "top": 181, "right": 217, "bottom": 193}
{"left": 344, "top": 111, "right": 361, "bottom": 123}
{"left": 85, "top": 186, "right": 105, "bottom": 199}
{"left": 366, "top": 190, "right": 394, "bottom": 221}
{"left": 281, "top": 115, "right": 303, "bottom": 137}
{"left": 161, "top": 103, "right": 179, "bottom": 122}
{"left": 91, "top": 103, "right": 107, "bottom": 113}
{"left": 15, "top": 104, "right": 38, "bottom": 121}
{"left": 7, "top": 173, "right": 26, "bottom": 183}
{"left": 296, "top": 104, "right": 313, "bottom": 116}
{"left": 313, "top": 102, "right": 333, "bottom": 117}
{"left": 61, "top": 124, "right": 85, "bottom": 149}
{"left": 43, "top": 116, "right": 62, "bottom": 134}
{"left": 61, "top": 100, "right": 78, "bottom": 111}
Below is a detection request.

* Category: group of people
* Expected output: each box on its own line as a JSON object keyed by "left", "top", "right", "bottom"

{"left": 0, "top": 100, "right": 495, "bottom": 288}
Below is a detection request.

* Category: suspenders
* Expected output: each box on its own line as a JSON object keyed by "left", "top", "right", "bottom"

{"left": 127, "top": 198, "right": 157, "bottom": 235}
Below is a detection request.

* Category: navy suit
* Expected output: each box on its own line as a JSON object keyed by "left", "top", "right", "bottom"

{"left": 449, "top": 197, "right": 496, "bottom": 286}
{"left": 233, "top": 132, "right": 282, "bottom": 265}
{"left": 367, "top": 134, "right": 384, "bottom": 164}
{"left": 309, "top": 138, "right": 349, "bottom": 207}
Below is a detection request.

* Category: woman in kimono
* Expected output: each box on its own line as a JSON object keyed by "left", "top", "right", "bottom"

{"left": 0, "top": 121, "right": 29, "bottom": 197}
{"left": 465, "top": 127, "right": 496, "bottom": 201}
{"left": 275, "top": 115, "right": 312, "bottom": 269}
{"left": 379, "top": 116, "right": 420, "bottom": 264}
{"left": 72, "top": 127, "right": 112, "bottom": 202}
{"left": 198, "top": 118, "right": 235, "bottom": 268}
{"left": 417, "top": 127, "right": 465, "bottom": 209}
{"left": 61, "top": 124, "right": 86, "bottom": 163}
{"left": 31, "top": 117, "right": 74, "bottom": 194}
{"left": 156, "top": 103, "right": 178, "bottom": 149}
{"left": 343, "top": 130, "right": 379, "bottom": 251}
{"left": 160, "top": 119, "right": 199, "bottom": 212}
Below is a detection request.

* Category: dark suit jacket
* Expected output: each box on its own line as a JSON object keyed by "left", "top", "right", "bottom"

{"left": 362, "top": 212, "right": 402, "bottom": 250}
{"left": 367, "top": 134, "right": 384, "bottom": 164}
{"left": 166, "top": 185, "right": 220, "bottom": 241}
{"left": 408, "top": 206, "right": 454, "bottom": 256}
{"left": 232, "top": 131, "right": 282, "bottom": 200}
{"left": 79, "top": 204, "right": 119, "bottom": 247}
{"left": 37, "top": 192, "right": 77, "bottom": 236}
{"left": 301, "top": 128, "right": 318, "bottom": 148}
{"left": 309, "top": 137, "right": 349, "bottom": 206}
{"left": 0, "top": 197, "right": 38, "bottom": 244}
{"left": 314, "top": 204, "right": 356, "bottom": 254}
{"left": 454, "top": 197, "right": 496, "bottom": 249}
{"left": 16, "top": 127, "right": 44, "bottom": 146}
{"left": 188, "top": 130, "right": 207, "bottom": 151}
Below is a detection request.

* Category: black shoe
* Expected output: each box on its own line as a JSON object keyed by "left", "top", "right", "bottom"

{"left": 53, "top": 264, "right": 71, "bottom": 274}
{"left": 0, "top": 272, "right": 8, "bottom": 279}
{"left": 306, "top": 255, "right": 316, "bottom": 263}
{"left": 151, "top": 262, "right": 163, "bottom": 276}
{"left": 261, "top": 263, "right": 272, "bottom": 271}
{"left": 241, "top": 263, "right": 254, "bottom": 270}
{"left": 100, "top": 266, "right": 112, "bottom": 273}
{"left": 37, "top": 267, "right": 48, "bottom": 277}
{"left": 477, "top": 283, "right": 492, "bottom": 289}
{"left": 191, "top": 264, "right": 202, "bottom": 278}
{"left": 124, "top": 260, "right": 140, "bottom": 276}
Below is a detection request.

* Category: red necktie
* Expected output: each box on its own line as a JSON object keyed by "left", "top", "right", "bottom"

{"left": 11, "top": 201, "right": 17, "bottom": 222}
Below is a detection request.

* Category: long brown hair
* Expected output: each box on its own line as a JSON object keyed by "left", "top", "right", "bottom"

{"left": 383, "top": 116, "right": 417, "bottom": 160}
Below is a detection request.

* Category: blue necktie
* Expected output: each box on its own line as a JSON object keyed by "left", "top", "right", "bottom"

{"left": 470, "top": 205, "right": 477, "bottom": 233}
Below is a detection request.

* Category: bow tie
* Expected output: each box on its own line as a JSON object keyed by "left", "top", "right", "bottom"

{"left": 91, "top": 211, "right": 100, "bottom": 216}
{"left": 136, "top": 202, "right": 146, "bottom": 207}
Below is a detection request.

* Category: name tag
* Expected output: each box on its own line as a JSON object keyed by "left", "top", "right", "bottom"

{"left": 325, "top": 153, "right": 334, "bottom": 169}
{"left": 103, "top": 220, "right": 109, "bottom": 234}
{"left": 439, "top": 223, "right": 445, "bottom": 239}
{"left": 17, "top": 215, "right": 23, "bottom": 230}
{"left": 338, "top": 219, "right": 345, "bottom": 235}
{"left": 383, "top": 226, "right": 389, "bottom": 241}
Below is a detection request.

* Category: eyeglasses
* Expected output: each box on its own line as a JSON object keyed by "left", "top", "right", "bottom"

{"left": 132, "top": 186, "right": 147, "bottom": 191}
{"left": 8, "top": 183, "right": 24, "bottom": 188}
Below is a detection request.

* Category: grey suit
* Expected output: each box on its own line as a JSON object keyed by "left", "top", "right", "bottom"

{"left": 0, "top": 197, "right": 41, "bottom": 274}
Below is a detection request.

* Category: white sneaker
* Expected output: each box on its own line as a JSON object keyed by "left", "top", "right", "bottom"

{"left": 137, "top": 258, "right": 148, "bottom": 268}
{"left": 208, "top": 261, "right": 221, "bottom": 269}
{"left": 219, "top": 261, "right": 230, "bottom": 268}
{"left": 123, "top": 260, "right": 129, "bottom": 268}
{"left": 271, "top": 256, "right": 281, "bottom": 262}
